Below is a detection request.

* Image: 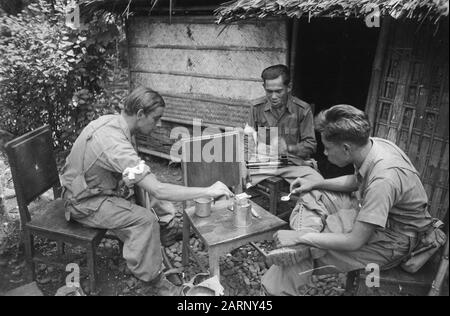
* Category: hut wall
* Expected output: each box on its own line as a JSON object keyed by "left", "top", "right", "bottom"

{"left": 368, "top": 20, "right": 449, "bottom": 220}
{"left": 126, "top": 16, "right": 288, "bottom": 159}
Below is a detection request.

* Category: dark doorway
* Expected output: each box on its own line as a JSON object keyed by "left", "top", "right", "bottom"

{"left": 292, "top": 18, "right": 380, "bottom": 178}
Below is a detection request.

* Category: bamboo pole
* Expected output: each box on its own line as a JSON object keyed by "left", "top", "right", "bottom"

{"left": 365, "top": 17, "right": 392, "bottom": 130}
{"left": 289, "top": 19, "right": 299, "bottom": 86}
{"left": 428, "top": 233, "right": 449, "bottom": 296}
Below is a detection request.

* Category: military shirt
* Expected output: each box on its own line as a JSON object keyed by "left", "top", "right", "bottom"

{"left": 250, "top": 95, "right": 317, "bottom": 164}
{"left": 60, "top": 114, "right": 151, "bottom": 214}
{"left": 355, "top": 137, "right": 433, "bottom": 237}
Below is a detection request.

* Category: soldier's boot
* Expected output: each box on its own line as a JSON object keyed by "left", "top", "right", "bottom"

{"left": 265, "top": 244, "right": 328, "bottom": 267}
{"left": 145, "top": 271, "right": 183, "bottom": 296}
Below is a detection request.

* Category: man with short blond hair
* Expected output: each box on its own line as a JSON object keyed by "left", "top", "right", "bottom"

{"left": 249, "top": 64, "right": 317, "bottom": 185}
{"left": 61, "top": 86, "right": 233, "bottom": 295}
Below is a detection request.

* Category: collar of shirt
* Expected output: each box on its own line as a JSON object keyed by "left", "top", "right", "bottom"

{"left": 355, "top": 138, "right": 377, "bottom": 181}
{"left": 263, "top": 96, "right": 294, "bottom": 120}
{"left": 117, "top": 114, "right": 133, "bottom": 142}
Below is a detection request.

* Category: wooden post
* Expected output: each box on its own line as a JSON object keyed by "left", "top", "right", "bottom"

{"left": 365, "top": 17, "right": 392, "bottom": 130}
{"left": 289, "top": 19, "right": 299, "bottom": 86}
{"left": 429, "top": 232, "right": 449, "bottom": 296}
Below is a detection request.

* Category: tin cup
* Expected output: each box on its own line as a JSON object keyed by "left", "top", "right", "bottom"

{"left": 194, "top": 197, "right": 213, "bottom": 217}
{"left": 234, "top": 203, "right": 252, "bottom": 227}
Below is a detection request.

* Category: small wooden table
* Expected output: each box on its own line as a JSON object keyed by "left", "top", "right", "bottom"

{"left": 182, "top": 199, "right": 287, "bottom": 279}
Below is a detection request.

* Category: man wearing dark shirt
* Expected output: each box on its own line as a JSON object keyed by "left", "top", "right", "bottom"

{"left": 248, "top": 65, "right": 317, "bottom": 185}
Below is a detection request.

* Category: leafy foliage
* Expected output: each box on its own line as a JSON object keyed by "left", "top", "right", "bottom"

{"left": 0, "top": 0, "right": 121, "bottom": 159}
{"left": 0, "top": 0, "right": 27, "bottom": 15}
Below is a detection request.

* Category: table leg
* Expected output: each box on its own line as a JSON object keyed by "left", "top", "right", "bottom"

{"left": 269, "top": 182, "right": 280, "bottom": 215}
{"left": 182, "top": 211, "right": 190, "bottom": 266}
{"left": 208, "top": 247, "right": 220, "bottom": 279}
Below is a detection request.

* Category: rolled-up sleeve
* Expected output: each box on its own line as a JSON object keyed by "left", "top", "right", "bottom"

{"left": 94, "top": 131, "right": 151, "bottom": 186}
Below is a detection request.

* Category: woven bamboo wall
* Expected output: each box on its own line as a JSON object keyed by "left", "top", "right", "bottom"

{"left": 126, "top": 16, "right": 288, "bottom": 158}
{"left": 372, "top": 21, "right": 449, "bottom": 220}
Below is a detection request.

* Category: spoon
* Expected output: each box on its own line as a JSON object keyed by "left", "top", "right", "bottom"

{"left": 281, "top": 192, "right": 293, "bottom": 202}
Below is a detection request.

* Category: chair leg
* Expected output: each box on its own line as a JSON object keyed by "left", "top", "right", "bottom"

{"left": 86, "top": 244, "right": 97, "bottom": 293}
{"left": 346, "top": 270, "right": 371, "bottom": 296}
{"left": 118, "top": 240, "right": 124, "bottom": 256}
{"left": 182, "top": 211, "right": 190, "bottom": 266}
{"left": 269, "top": 183, "right": 279, "bottom": 215}
{"left": 345, "top": 270, "right": 358, "bottom": 296}
{"left": 23, "top": 230, "right": 36, "bottom": 281}
{"left": 208, "top": 247, "right": 220, "bottom": 279}
{"left": 57, "top": 241, "right": 65, "bottom": 258}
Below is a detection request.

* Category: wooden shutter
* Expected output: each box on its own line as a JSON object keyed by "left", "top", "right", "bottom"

{"left": 372, "top": 21, "right": 449, "bottom": 220}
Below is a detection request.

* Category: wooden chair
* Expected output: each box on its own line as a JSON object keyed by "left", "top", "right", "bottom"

{"left": 253, "top": 177, "right": 290, "bottom": 218}
{"left": 346, "top": 221, "right": 449, "bottom": 296}
{"left": 5, "top": 126, "right": 106, "bottom": 292}
{"left": 345, "top": 256, "right": 443, "bottom": 296}
{"left": 181, "top": 131, "right": 245, "bottom": 194}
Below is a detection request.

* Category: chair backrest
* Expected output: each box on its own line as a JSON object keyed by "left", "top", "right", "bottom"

{"left": 5, "top": 125, "right": 60, "bottom": 223}
{"left": 181, "top": 131, "right": 244, "bottom": 194}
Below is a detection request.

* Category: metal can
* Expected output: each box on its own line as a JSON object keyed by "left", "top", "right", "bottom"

{"left": 234, "top": 203, "right": 252, "bottom": 227}
{"left": 194, "top": 198, "right": 213, "bottom": 217}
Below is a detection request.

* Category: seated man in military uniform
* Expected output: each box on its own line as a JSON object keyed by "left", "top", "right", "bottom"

{"left": 60, "top": 87, "right": 233, "bottom": 295}
{"left": 261, "top": 105, "right": 445, "bottom": 296}
{"left": 248, "top": 64, "right": 317, "bottom": 186}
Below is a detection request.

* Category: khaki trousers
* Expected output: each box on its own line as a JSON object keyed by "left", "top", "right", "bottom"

{"left": 261, "top": 227, "right": 411, "bottom": 296}
{"left": 249, "top": 165, "right": 322, "bottom": 186}
{"left": 72, "top": 196, "right": 168, "bottom": 282}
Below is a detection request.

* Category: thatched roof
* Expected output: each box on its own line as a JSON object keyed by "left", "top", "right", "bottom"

{"left": 80, "top": 0, "right": 224, "bottom": 16}
{"left": 215, "top": 0, "right": 450, "bottom": 23}
{"left": 80, "top": 0, "right": 145, "bottom": 16}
